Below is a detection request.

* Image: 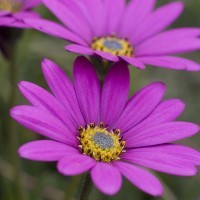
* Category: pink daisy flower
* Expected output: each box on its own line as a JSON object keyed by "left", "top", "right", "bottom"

{"left": 0, "top": 0, "right": 41, "bottom": 28}
{"left": 24, "top": 0, "right": 200, "bottom": 71}
{"left": 11, "top": 57, "right": 200, "bottom": 196}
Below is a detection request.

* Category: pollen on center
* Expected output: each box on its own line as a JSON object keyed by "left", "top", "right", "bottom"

{"left": 78, "top": 122, "right": 126, "bottom": 162}
{"left": 91, "top": 35, "right": 134, "bottom": 57}
{"left": 0, "top": 0, "right": 22, "bottom": 12}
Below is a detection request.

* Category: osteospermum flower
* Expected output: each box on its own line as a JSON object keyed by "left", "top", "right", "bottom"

{"left": 24, "top": 0, "right": 200, "bottom": 71}
{"left": 0, "top": 0, "right": 41, "bottom": 28}
{"left": 11, "top": 57, "right": 200, "bottom": 196}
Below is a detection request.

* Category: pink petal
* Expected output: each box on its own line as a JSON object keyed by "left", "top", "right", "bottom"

{"left": 65, "top": 44, "right": 94, "bottom": 55}
{"left": 136, "top": 30, "right": 200, "bottom": 56}
{"left": 41, "top": 59, "right": 85, "bottom": 127}
{"left": 126, "top": 122, "right": 200, "bottom": 147}
{"left": 10, "top": 106, "right": 76, "bottom": 146}
{"left": 13, "top": 11, "right": 40, "bottom": 19}
{"left": 100, "top": 61, "right": 130, "bottom": 126}
{"left": 119, "top": 0, "right": 156, "bottom": 38}
{"left": 0, "top": 17, "right": 14, "bottom": 25}
{"left": 24, "top": 18, "right": 87, "bottom": 46}
{"left": 94, "top": 51, "right": 119, "bottom": 62}
{"left": 103, "top": 0, "right": 125, "bottom": 34}
{"left": 114, "top": 82, "right": 165, "bottom": 132}
{"left": 19, "top": 140, "right": 78, "bottom": 161}
{"left": 132, "top": 2, "right": 184, "bottom": 44}
{"left": 42, "top": 0, "right": 92, "bottom": 43}
{"left": 18, "top": 81, "right": 76, "bottom": 132}
{"left": 125, "top": 99, "right": 185, "bottom": 136}
{"left": 23, "top": 0, "right": 41, "bottom": 9}
{"left": 115, "top": 162, "right": 163, "bottom": 196}
{"left": 138, "top": 56, "right": 200, "bottom": 71}
{"left": 57, "top": 154, "right": 96, "bottom": 176}
{"left": 74, "top": 57, "right": 101, "bottom": 124}
{"left": 91, "top": 162, "right": 122, "bottom": 195}
{"left": 123, "top": 145, "right": 199, "bottom": 176}
{"left": 120, "top": 56, "right": 146, "bottom": 69}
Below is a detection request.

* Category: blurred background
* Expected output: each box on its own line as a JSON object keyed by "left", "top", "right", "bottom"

{"left": 0, "top": 0, "right": 200, "bottom": 199}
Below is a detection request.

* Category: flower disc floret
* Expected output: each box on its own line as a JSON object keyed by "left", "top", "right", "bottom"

{"left": 0, "top": 0, "right": 22, "bottom": 12}
{"left": 91, "top": 36, "right": 134, "bottom": 57}
{"left": 78, "top": 123, "right": 126, "bottom": 162}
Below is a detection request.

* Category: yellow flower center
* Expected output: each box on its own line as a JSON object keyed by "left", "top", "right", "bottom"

{"left": 91, "top": 35, "right": 134, "bottom": 57}
{"left": 0, "top": 0, "right": 22, "bottom": 12}
{"left": 78, "top": 122, "right": 126, "bottom": 163}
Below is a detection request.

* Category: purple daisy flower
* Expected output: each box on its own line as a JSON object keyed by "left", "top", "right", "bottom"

{"left": 24, "top": 0, "right": 200, "bottom": 71}
{"left": 10, "top": 56, "right": 200, "bottom": 196}
{"left": 0, "top": 0, "right": 41, "bottom": 28}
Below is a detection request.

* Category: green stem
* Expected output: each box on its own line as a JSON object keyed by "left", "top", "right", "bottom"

{"left": 7, "top": 44, "right": 25, "bottom": 200}
{"left": 65, "top": 176, "right": 82, "bottom": 200}
{"left": 78, "top": 173, "right": 93, "bottom": 200}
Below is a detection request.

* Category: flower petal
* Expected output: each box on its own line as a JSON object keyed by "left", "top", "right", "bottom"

{"left": 138, "top": 56, "right": 200, "bottom": 71}
{"left": 42, "top": 59, "right": 85, "bottom": 127}
{"left": 23, "top": 0, "right": 41, "bottom": 9}
{"left": 24, "top": 18, "right": 87, "bottom": 45}
{"left": 125, "top": 99, "right": 185, "bottom": 136}
{"left": 121, "top": 56, "right": 146, "bottom": 69}
{"left": 114, "top": 82, "right": 165, "bottom": 132}
{"left": 126, "top": 122, "right": 200, "bottom": 147}
{"left": 101, "top": 61, "right": 130, "bottom": 126}
{"left": 136, "top": 30, "right": 200, "bottom": 56}
{"left": 119, "top": 0, "right": 156, "bottom": 38}
{"left": 103, "top": 0, "right": 125, "bottom": 34}
{"left": 65, "top": 44, "right": 94, "bottom": 55}
{"left": 0, "top": 17, "right": 14, "bottom": 25}
{"left": 10, "top": 106, "right": 76, "bottom": 145}
{"left": 132, "top": 2, "right": 184, "bottom": 44}
{"left": 57, "top": 154, "right": 96, "bottom": 176}
{"left": 91, "top": 162, "right": 122, "bottom": 195}
{"left": 74, "top": 56, "right": 101, "bottom": 124}
{"left": 123, "top": 145, "right": 199, "bottom": 176}
{"left": 42, "top": 0, "right": 92, "bottom": 43}
{"left": 19, "top": 140, "right": 78, "bottom": 161}
{"left": 115, "top": 162, "right": 163, "bottom": 196}
{"left": 94, "top": 51, "right": 119, "bottom": 62}
{"left": 18, "top": 81, "right": 76, "bottom": 132}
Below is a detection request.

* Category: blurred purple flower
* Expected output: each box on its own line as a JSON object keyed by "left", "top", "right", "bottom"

{"left": 0, "top": 0, "right": 41, "bottom": 28}
{"left": 25, "top": 0, "right": 200, "bottom": 71}
{"left": 11, "top": 57, "right": 200, "bottom": 196}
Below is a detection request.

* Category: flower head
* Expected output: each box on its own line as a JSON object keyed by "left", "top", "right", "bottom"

{"left": 11, "top": 57, "right": 200, "bottom": 196}
{"left": 25, "top": 0, "right": 200, "bottom": 71}
{"left": 0, "top": 0, "right": 41, "bottom": 28}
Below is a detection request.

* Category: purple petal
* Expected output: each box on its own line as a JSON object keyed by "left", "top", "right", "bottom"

{"left": 125, "top": 99, "right": 185, "bottom": 136}
{"left": 119, "top": 0, "right": 156, "bottom": 38}
{"left": 24, "top": 18, "right": 87, "bottom": 45}
{"left": 65, "top": 44, "right": 94, "bottom": 55}
{"left": 91, "top": 162, "right": 122, "bottom": 195}
{"left": 84, "top": 0, "right": 106, "bottom": 36}
{"left": 114, "top": 82, "right": 165, "bottom": 132}
{"left": 132, "top": 2, "right": 184, "bottom": 44}
{"left": 23, "top": 0, "right": 41, "bottom": 9}
{"left": 94, "top": 51, "right": 119, "bottom": 62}
{"left": 115, "top": 162, "right": 163, "bottom": 196}
{"left": 57, "top": 154, "right": 96, "bottom": 176}
{"left": 136, "top": 30, "right": 200, "bottom": 56}
{"left": 120, "top": 56, "right": 146, "bottom": 69}
{"left": 18, "top": 81, "right": 76, "bottom": 132}
{"left": 0, "top": 11, "right": 10, "bottom": 16}
{"left": 10, "top": 106, "right": 76, "bottom": 145}
{"left": 100, "top": 61, "right": 130, "bottom": 127}
{"left": 0, "top": 17, "right": 14, "bottom": 25}
{"left": 123, "top": 145, "right": 199, "bottom": 176}
{"left": 126, "top": 122, "right": 200, "bottom": 147}
{"left": 74, "top": 56, "right": 101, "bottom": 124}
{"left": 13, "top": 11, "right": 40, "bottom": 19}
{"left": 103, "top": 0, "right": 125, "bottom": 34}
{"left": 138, "top": 56, "right": 200, "bottom": 71}
{"left": 42, "top": 59, "right": 85, "bottom": 127}
{"left": 19, "top": 140, "right": 78, "bottom": 161}
{"left": 42, "top": 0, "right": 92, "bottom": 43}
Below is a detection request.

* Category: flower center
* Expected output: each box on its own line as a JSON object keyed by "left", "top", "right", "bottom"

{"left": 0, "top": 0, "right": 22, "bottom": 12}
{"left": 78, "top": 122, "right": 126, "bottom": 162}
{"left": 91, "top": 35, "right": 134, "bottom": 57}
